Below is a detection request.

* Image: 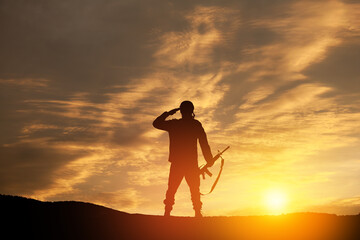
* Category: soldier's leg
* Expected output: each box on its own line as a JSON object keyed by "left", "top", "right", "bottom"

{"left": 185, "top": 166, "right": 202, "bottom": 215}
{"left": 164, "top": 163, "right": 184, "bottom": 215}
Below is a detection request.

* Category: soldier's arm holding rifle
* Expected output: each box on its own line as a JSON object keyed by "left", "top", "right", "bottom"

{"left": 198, "top": 124, "right": 214, "bottom": 167}
{"left": 199, "top": 146, "right": 230, "bottom": 179}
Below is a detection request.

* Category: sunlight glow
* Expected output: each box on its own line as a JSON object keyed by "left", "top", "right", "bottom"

{"left": 264, "top": 190, "right": 288, "bottom": 214}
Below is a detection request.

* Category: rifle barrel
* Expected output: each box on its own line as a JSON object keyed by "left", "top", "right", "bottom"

{"left": 219, "top": 146, "right": 230, "bottom": 155}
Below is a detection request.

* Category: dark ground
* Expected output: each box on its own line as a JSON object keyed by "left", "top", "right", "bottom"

{"left": 1, "top": 194, "right": 359, "bottom": 240}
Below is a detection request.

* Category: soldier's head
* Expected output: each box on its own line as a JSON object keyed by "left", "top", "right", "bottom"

{"left": 180, "top": 100, "right": 195, "bottom": 119}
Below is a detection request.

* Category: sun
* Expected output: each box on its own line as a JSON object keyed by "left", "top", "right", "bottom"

{"left": 264, "top": 189, "right": 287, "bottom": 214}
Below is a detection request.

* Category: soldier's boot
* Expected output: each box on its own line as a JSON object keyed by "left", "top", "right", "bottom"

{"left": 192, "top": 195, "right": 203, "bottom": 218}
{"left": 194, "top": 208, "right": 203, "bottom": 218}
{"left": 164, "top": 205, "right": 172, "bottom": 217}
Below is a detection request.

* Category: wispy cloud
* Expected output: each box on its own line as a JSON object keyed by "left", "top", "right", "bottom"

{"left": 0, "top": 78, "right": 50, "bottom": 88}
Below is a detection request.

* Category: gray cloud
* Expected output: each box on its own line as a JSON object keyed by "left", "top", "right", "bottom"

{"left": 304, "top": 42, "right": 360, "bottom": 93}
{"left": 0, "top": 142, "right": 87, "bottom": 195}
{"left": 0, "top": 0, "right": 184, "bottom": 93}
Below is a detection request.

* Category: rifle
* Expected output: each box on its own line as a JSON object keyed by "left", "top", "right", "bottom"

{"left": 199, "top": 146, "right": 230, "bottom": 180}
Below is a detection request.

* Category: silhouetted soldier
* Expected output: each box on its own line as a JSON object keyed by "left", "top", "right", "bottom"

{"left": 153, "top": 101, "right": 214, "bottom": 217}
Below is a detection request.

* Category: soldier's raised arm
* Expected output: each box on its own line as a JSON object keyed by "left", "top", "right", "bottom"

{"left": 153, "top": 108, "right": 179, "bottom": 131}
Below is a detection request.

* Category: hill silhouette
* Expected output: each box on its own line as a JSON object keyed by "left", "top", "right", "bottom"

{"left": 1, "top": 194, "right": 359, "bottom": 240}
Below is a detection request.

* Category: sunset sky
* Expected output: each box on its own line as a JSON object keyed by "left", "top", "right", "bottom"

{"left": 1, "top": 0, "right": 360, "bottom": 216}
